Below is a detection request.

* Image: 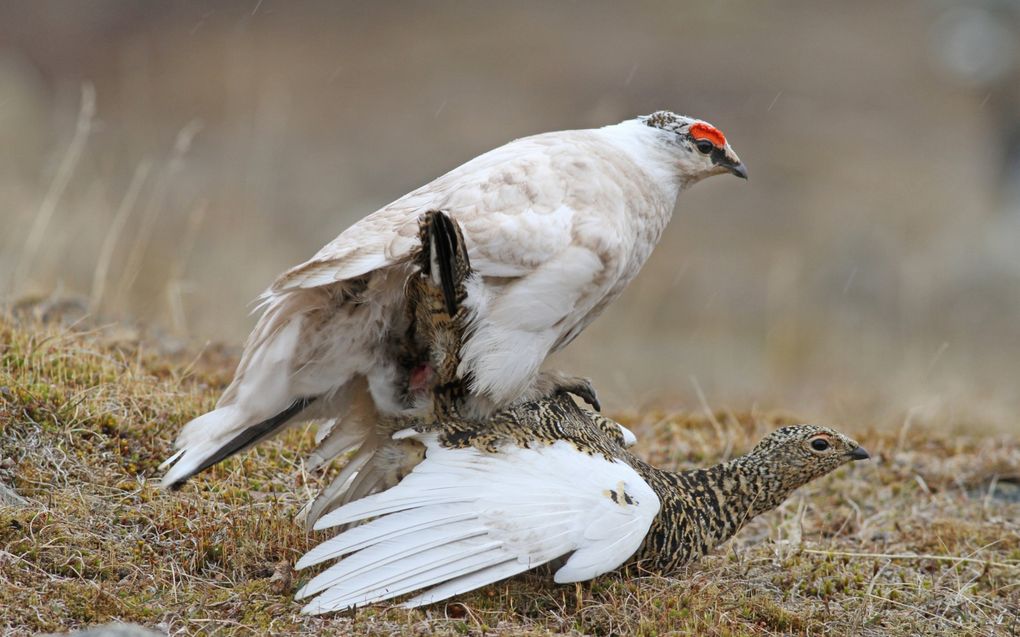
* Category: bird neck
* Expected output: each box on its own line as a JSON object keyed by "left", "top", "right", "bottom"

{"left": 696, "top": 452, "right": 801, "bottom": 535}
{"left": 630, "top": 450, "right": 802, "bottom": 572}
{"left": 598, "top": 120, "right": 686, "bottom": 196}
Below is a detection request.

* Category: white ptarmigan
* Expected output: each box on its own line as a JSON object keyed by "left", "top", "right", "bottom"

{"left": 160, "top": 110, "right": 746, "bottom": 493}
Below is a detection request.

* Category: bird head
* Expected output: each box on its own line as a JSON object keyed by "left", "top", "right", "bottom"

{"left": 747, "top": 424, "right": 869, "bottom": 488}
{"left": 639, "top": 110, "right": 747, "bottom": 183}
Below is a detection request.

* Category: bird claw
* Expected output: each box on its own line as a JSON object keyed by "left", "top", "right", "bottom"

{"left": 533, "top": 371, "right": 601, "bottom": 412}
{"left": 561, "top": 378, "right": 601, "bottom": 412}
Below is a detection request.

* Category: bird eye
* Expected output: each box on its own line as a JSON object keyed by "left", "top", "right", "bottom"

{"left": 694, "top": 139, "right": 714, "bottom": 154}
{"left": 810, "top": 438, "right": 830, "bottom": 452}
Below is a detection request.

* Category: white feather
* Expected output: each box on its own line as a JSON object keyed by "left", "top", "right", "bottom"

{"left": 295, "top": 432, "right": 660, "bottom": 614}
{"left": 400, "top": 560, "right": 531, "bottom": 608}
{"left": 459, "top": 242, "right": 613, "bottom": 404}
{"left": 618, "top": 424, "right": 638, "bottom": 447}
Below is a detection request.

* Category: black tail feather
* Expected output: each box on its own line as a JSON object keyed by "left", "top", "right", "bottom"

{"left": 428, "top": 211, "right": 466, "bottom": 317}
{"left": 168, "top": 396, "right": 317, "bottom": 490}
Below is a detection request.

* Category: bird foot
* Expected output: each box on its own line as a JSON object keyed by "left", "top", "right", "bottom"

{"left": 532, "top": 371, "right": 601, "bottom": 412}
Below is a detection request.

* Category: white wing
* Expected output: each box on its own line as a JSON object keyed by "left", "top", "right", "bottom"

{"left": 294, "top": 431, "right": 660, "bottom": 614}
{"left": 272, "top": 132, "right": 597, "bottom": 292}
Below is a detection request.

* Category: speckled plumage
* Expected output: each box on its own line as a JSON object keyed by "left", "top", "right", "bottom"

{"left": 295, "top": 392, "right": 868, "bottom": 613}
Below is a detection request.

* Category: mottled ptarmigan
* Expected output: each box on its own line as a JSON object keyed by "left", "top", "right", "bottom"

{"left": 294, "top": 401, "right": 869, "bottom": 614}
{"left": 160, "top": 111, "right": 746, "bottom": 491}
{"left": 291, "top": 212, "right": 868, "bottom": 615}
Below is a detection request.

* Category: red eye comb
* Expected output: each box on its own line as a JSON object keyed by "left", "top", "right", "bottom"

{"left": 690, "top": 122, "right": 726, "bottom": 148}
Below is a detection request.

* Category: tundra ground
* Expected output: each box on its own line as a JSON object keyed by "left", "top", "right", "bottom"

{"left": 1, "top": 317, "right": 1017, "bottom": 636}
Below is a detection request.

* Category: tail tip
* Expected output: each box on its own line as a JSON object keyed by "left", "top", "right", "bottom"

{"left": 158, "top": 448, "right": 205, "bottom": 491}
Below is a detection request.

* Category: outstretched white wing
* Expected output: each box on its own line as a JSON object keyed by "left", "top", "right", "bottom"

{"left": 295, "top": 430, "right": 660, "bottom": 614}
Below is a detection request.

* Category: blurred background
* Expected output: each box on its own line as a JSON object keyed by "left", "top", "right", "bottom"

{"left": 2, "top": 1, "right": 1019, "bottom": 429}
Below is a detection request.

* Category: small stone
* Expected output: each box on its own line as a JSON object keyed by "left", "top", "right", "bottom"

{"left": 0, "top": 481, "right": 27, "bottom": 507}
{"left": 269, "top": 560, "right": 294, "bottom": 595}
{"left": 40, "top": 622, "right": 164, "bottom": 637}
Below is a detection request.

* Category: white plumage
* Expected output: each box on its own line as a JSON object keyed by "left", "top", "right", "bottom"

{"left": 294, "top": 429, "right": 660, "bottom": 614}
{"left": 161, "top": 111, "right": 745, "bottom": 495}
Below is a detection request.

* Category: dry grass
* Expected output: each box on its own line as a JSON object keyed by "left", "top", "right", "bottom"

{"left": 1, "top": 315, "right": 1018, "bottom": 636}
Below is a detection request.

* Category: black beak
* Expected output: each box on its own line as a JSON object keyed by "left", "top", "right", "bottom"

{"left": 709, "top": 147, "right": 747, "bottom": 179}
{"left": 850, "top": 446, "right": 870, "bottom": 461}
